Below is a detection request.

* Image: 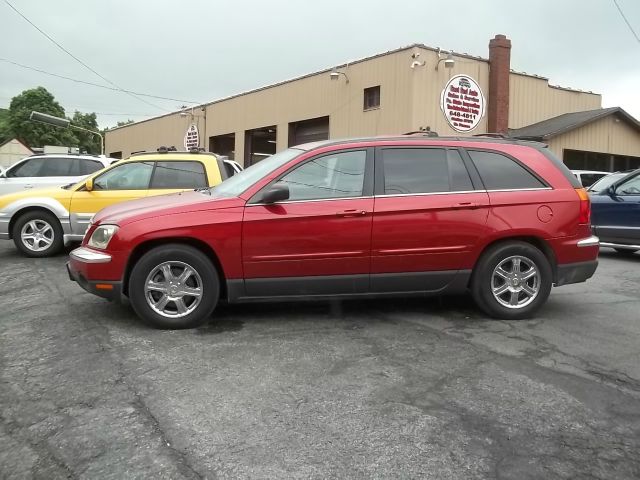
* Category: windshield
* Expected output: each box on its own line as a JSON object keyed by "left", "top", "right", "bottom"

{"left": 211, "top": 148, "right": 303, "bottom": 197}
{"left": 587, "top": 172, "right": 627, "bottom": 192}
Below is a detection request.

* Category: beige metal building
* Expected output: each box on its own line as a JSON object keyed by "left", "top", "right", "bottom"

{"left": 105, "top": 35, "right": 640, "bottom": 171}
{"left": 0, "top": 138, "right": 33, "bottom": 168}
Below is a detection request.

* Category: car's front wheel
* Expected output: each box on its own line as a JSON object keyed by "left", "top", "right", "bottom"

{"left": 128, "top": 244, "right": 220, "bottom": 329}
{"left": 12, "top": 210, "right": 64, "bottom": 257}
{"left": 471, "top": 241, "right": 552, "bottom": 320}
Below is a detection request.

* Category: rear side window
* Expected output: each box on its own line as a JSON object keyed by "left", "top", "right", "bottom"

{"left": 382, "top": 148, "right": 472, "bottom": 194}
{"left": 39, "top": 158, "right": 75, "bottom": 177}
{"left": 151, "top": 161, "right": 207, "bottom": 189}
{"left": 80, "top": 159, "right": 104, "bottom": 175}
{"left": 468, "top": 150, "right": 546, "bottom": 190}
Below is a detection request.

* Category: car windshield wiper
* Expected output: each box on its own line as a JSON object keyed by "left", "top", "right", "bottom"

{"left": 61, "top": 182, "right": 75, "bottom": 190}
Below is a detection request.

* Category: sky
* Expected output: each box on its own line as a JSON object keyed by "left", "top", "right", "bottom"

{"left": 1, "top": 0, "right": 639, "bottom": 129}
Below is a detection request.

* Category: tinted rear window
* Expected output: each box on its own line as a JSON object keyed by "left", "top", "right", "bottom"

{"left": 468, "top": 150, "right": 546, "bottom": 190}
{"left": 151, "top": 161, "right": 207, "bottom": 189}
{"left": 382, "top": 148, "right": 450, "bottom": 194}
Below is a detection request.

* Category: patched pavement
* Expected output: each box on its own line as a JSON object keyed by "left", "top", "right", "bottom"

{"left": 1, "top": 244, "right": 639, "bottom": 479}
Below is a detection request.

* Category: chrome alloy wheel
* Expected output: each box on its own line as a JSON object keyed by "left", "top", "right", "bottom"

{"left": 144, "top": 261, "right": 203, "bottom": 318}
{"left": 491, "top": 255, "right": 541, "bottom": 309}
{"left": 20, "top": 219, "right": 54, "bottom": 252}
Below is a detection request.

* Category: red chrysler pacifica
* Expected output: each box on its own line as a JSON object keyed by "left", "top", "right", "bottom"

{"left": 67, "top": 136, "right": 599, "bottom": 329}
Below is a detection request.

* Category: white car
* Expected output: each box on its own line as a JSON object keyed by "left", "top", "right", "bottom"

{"left": 570, "top": 169, "right": 609, "bottom": 188}
{"left": 0, "top": 154, "right": 113, "bottom": 196}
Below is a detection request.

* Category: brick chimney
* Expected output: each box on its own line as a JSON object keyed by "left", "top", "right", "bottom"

{"left": 488, "top": 34, "right": 511, "bottom": 134}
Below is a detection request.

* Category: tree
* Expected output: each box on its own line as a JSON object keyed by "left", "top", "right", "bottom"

{"left": 0, "top": 108, "right": 10, "bottom": 144}
{"left": 71, "top": 111, "right": 101, "bottom": 154}
{"left": 116, "top": 119, "right": 135, "bottom": 127}
{"left": 8, "top": 87, "right": 76, "bottom": 149}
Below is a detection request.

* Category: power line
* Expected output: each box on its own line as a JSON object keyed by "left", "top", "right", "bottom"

{"left": 0, "top": 58, "right": 201, "bottom": 104}
{"left": 612, "top": 0, "right": 640, "bottom": 44}
{"left": 3, "top": 0, "right": 170, "bottom": 111}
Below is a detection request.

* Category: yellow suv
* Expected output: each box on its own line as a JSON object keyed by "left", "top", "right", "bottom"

{"left": 0, "top": 150, "right": 238, "bottom": 257}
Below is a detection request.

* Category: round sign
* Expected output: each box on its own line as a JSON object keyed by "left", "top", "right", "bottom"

{"left": 184, "top": 124, "right": 199, "bottom": 150}
{"left": 440, "top": 75, "right": 486, "bottom": 133}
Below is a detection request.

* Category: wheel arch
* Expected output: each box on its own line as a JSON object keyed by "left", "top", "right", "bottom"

{"left": 8, "top": 206, "right": 62, "bottom": 239}
{"left": 471, "top": 236, "right": 558, "bottom": 285}
{"left": 122, "top": 237, "right": 227, "bottom": 299}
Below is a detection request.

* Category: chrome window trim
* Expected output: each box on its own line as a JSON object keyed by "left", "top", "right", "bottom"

{"left": 375, "top": 190, "right": 482, "bottom": 198}
{"left": 247, "top": 196, "right": 373, "bottom": 207}
{"left": 485, "top": 187, "right": 553, "bottom": 193}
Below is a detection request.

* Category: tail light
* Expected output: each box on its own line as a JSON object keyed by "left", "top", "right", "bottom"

{"left": 575, "top": 188, "right": 591, "bottom": 224}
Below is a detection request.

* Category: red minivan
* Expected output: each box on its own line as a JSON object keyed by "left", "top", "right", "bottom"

{"left": 67, "top": 136, "right": 599, "bottom": 329}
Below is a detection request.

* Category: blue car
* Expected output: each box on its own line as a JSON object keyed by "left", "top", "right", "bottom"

{"left": 590, "top": 168, "right": 640, "bottom": 254}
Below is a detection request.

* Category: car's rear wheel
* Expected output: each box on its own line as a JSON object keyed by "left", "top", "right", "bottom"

{"left": 12, "top": 210, "right": 64, "bottom": 257}
{"left": 129, "top": 244, "right": 220, "bottom": 329}
{"left": 613, "top": 248, "right": 638, "bottom": 255}
{"left": 471, "top": 241, "right": 552, "bottom": 320}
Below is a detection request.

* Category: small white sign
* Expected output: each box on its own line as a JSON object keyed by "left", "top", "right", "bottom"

{"left": 440, "top": 75, "right": 486, "bottom": 132}
{"left": 184, "top": 124, "right": 199, "bottom": 150}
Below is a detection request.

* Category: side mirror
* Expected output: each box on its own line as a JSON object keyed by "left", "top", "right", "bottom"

{"left": 85, "top": 178, "right": 94, "bottom": 191}
{"left": 0, "top": 169, "right": 6, "bottom": 179}
{"left": 260, "top": 182, "right": 289, "bottom": 204}
{"left": 606, "top": 185, "right": 616, "bottom": 196}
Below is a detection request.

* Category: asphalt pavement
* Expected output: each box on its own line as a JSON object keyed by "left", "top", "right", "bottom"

{"left": 1, "top": 242, "right": 639, "bottom": 479}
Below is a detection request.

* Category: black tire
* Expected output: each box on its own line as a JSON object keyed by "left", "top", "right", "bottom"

{"left": 128, "top": 244, "right": 220, "bottom": 329}
{"left": 614, "top": 248, "right": 638, "bottom": 255}
{"left": 12, "top": 210, "right": 64, "bottom": 257}
{"left": 471, "top": 241, "right": 552, "bottom": 320}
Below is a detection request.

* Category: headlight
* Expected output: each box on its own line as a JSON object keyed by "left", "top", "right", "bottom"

{"left": 87, "top": 225, "right": 119, "bottom": 249}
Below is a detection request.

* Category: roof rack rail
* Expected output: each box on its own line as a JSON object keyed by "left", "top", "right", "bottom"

{"left": 403, "top": 127, "right": 439, "bottom": 137}
{"left": 472, "top": 132, "right": 511, "bottom": 139}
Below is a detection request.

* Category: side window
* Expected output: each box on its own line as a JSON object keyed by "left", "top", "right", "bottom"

{"left": 93, "top": 162, "right": 153, "bottom": 190}
{"left": 447, "top": 150, "right": 474, "bottom": 191}
{"left": 151, "top": 161, "right": 207, "bottom": 189}
{"left": 382, "top": 148, "right": 450, "bottom": 194}
{"left": 39, "top": 158, "right": 75, "bottom": 177}
{"left": 223, "top": 162, "right": 236, "bottom": 178}
{"left": 7, "top": 158, "right": 46, "bottom": 177}
{"left": 279, "top": 150, "right": 366, "bottom": 201}
{"left": 617, "top": 174, "right": 640, "bottom": 195}
{"left": 80, "top": 159, "right": 105, "bottom": 175}
{"left": 468, "top": 150, "right": 546, "bottom": 190}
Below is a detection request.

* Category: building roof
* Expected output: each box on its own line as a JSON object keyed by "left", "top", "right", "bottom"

{"left": 509, "top": 107, "right": 640, "bottom": 140}
{"left": 0, "top": 137, "right": 32, "bottom": 152}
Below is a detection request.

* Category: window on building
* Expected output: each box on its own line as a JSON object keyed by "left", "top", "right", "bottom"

{"left": 468, "top": 150, "right": 546, "bottom": 190}
{"left": 151, "top": 161, "right": 207, "bottom": 189}
{"left": 279, "top": 150, "right": 367, "bottom": 201}
{"left": 364, "top": 86, "right": 381, "bottom": 110}
{"left": 382, "top": 148, "right": 451, "bottom": 194}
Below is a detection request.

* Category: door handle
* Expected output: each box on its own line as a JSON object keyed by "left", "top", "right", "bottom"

{"left": 452, "top": 202, "right": 480, "bottom": 209}
{"left": 23, "top": 184, "right": 33, "bottom": 189}
{"left": 336, "top": 209, "right": 367, "bottom": 217}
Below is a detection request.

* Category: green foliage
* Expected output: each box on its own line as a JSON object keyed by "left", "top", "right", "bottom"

{"left": 116, "top": 119, "right": 135, "bottom": 127}
{"left": 0, "top": 108, "right": 10, "bottom": 144}
{"left": 8, "top": 87, "right": 76, "bottom": 149}
{"left": 71, "top": 111, "right": 101, "bottom": 154}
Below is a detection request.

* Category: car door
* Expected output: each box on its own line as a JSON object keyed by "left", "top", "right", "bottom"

{"left": 593, "top": 171, "right": 640, "bottom": 244}
{"left": 370, "top": 147, "right": 490, "bottom": 292}
{"left": 0, "top": 157, "right": 47, "bottom": 194}
{"left": 68, "top": 161, "right": 154, "bottom": 235}
{"left": 242, "top": 148, "right": 374, "bottom": 296}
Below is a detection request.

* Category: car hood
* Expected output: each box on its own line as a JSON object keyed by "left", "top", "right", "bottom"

{"left": 92, "top": 190, "right": 244, "bottom": 226}
{"left": 0, "top": 186, "right": 73, "bottom": 210}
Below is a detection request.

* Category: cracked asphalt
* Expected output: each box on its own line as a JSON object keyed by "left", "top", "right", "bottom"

{"left": 1, "top": 242, "right": 639, "bottom": 479}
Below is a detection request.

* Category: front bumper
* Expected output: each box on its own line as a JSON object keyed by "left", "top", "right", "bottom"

{"left": 555, "top": 260, "right": 598, "bottom": 287}
{"left": 67, "top": 246, "right": 125, "bottom": 302}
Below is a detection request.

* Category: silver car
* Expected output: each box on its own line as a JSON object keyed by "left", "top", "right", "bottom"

{"left": 0, "top": 154, "right": 113, "bottom": 196}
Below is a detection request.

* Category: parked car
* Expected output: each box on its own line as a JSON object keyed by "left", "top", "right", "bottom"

{"left": 0, "top": 154, "right": 113, "bottom": 195}
{"left": 590, "top": 168, "right": 640, "bottom": 254}
{"left": 571, "top": 169, "right": 609, "bottom": 188}
{"left": 68, "top": 135, "right": 599, "bottom": 329}
{"left": 0, "top": 151, "right": 235, "bottom": 257}
{"left": 587, "top": 170, "right": 633, "bottom": 193}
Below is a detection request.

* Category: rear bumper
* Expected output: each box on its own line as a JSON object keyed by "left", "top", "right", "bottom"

{"left": 555, "top": 260, "right": 598, "bottom": 287}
